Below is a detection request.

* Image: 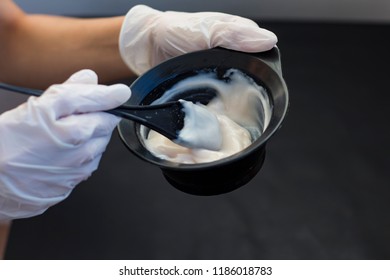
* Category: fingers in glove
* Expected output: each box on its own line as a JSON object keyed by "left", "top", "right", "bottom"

{"left": 41, "top": 83, "right": 131, "bottom": 120}
{"left": 159, "top": 11, "right": 277, "bottom": 53}
{"left": 63, "top": 69, "right": 99, "bottom": 85}
{"left": 55, "top": 111, "right": 120, "bottom": 146}
{"left": 45, "top": 136, "right": 109, "bottom": 169}
{"left": 209, "top": 19, "right": 277, "bottom": 52}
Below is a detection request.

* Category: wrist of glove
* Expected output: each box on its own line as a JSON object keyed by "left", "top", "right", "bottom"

{"left": 119, "top": 5, "right": 278, "bottom": 75}
{"left": 0, "top": 70, "right": 131, "bottom": 220}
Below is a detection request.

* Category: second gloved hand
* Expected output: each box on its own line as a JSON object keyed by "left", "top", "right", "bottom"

{"left": 0, "top": 69, "right": 131, "bottom": 220}
{"left": 119, "top": 5, "right": 278, "bottom": 75}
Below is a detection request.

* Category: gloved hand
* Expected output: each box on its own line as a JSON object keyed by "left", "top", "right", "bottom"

{"left": 119, "top": 5, "right": 277, "bottom": 75}
{"left": 0, "top": 69, "right": 131, "bottom": 220}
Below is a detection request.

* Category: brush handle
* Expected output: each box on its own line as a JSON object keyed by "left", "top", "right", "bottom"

{"left": 0, "top": 82, "right": 184, "bottom": 140}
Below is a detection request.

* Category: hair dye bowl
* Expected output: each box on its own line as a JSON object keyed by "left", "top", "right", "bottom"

{"left": 118, "top": 48, "right": 289, "bottom": 195}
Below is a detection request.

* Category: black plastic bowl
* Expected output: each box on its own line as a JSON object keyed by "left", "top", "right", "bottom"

{"left": 118, "top": 47, "right": 289, "bottom": 195}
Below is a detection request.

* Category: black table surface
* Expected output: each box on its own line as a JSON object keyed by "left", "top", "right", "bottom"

{"left": 5, "top": 22, "right": 390, "bottom": 260}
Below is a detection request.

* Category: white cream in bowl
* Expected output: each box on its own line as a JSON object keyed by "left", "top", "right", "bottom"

{"left": 143, "top": 69, "right": 272, "bottom": 164}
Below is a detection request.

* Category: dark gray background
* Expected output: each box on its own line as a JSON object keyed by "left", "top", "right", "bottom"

{"left": 4, "top": 21, "right": 390, "bottom": 259}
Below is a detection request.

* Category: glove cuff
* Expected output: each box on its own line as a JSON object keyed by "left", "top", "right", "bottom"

{"left": 119, "top": 5, "right": 162, "bottom": 75}
{"left": 0, "top": 194, "right": 47, "bottom": 220}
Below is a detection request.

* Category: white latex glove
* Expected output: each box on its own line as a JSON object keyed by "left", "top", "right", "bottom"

{"left": 0, "top": 69, "right": 131, "bottom": 220}
{"left": 119, "top": 5, "right": 278, "bottom": 75}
